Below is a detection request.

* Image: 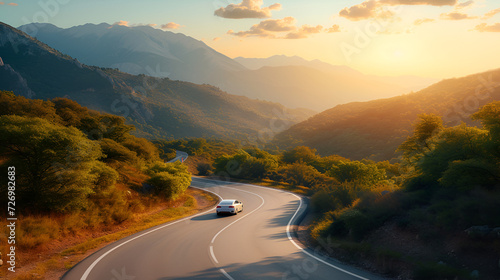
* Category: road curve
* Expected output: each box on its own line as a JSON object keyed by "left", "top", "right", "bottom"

{"left": 62, "top": 177, "right": 386, "bottom": 280}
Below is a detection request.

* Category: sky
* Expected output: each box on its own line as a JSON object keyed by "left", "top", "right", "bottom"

{"left": 1, "top": 0, "right": 499, "bottom": 79}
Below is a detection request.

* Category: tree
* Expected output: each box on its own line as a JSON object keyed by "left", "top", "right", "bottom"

{"left": 328, "top": 160, "right": 387, "bottom": 186}
{"left": 398, "top": 114, "right": 444, "bottom": 164}
{"left": 282, "top": 146, "right": 319, "bottom": 165}
{"left": 0, "top": 116, "right": 102, "bottom": 212}
{"left": 99, "top": 138, "right": 138, "bottom": 164}
{"left": 213, "top": 149, "right": 278, "bottom": 179}
{"left": 122, "top": 135, "right": 160, "bottom": 163}
{"left": 146, "top": 161, "right": 191, "bottom": 200}
{"left": 472, "top": 101, "right": 500, "bottom": 158}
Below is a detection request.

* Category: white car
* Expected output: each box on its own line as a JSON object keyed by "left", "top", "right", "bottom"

{"left": 216, "top": 199, "right": 243, "bottom": 215}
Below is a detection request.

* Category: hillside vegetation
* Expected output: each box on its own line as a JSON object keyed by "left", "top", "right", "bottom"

{"left": 191, "top": 101, "right": 500, "bottom": 279}
{"left": 0, "top": 91, "right": 193, "bottom": 276}
{"left": 274, "top": 68, "right": 500, "bottom": 161}
{"left": 0, "top": 21, "right": 312, "bottom": 141}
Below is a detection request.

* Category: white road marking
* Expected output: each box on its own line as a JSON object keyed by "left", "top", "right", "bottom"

{"left": 210, "top": 186, "right": 265, "bottom": 244}
{"left": 81, "top": 178, "right": 370, "bottom": 280}
{"left": 194, "top": 177, "right": 371, "bottom": 280}
{"left": 205, "top": 185, "right": 265, "bottom": 280}
{"left": 80, "top": 186, "right": 221, "bottom": 280}
{"left": 210, "top": 246, "right": 218, "bottom": 264}
{"left": 220, "top": 269, "right": 236, "bottom": 280}
{"left": 285, "top": 193, "right": 370, "bottom": 280}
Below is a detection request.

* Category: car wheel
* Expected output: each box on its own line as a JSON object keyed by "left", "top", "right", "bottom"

{"left": 216, "top": 212, "right": 220, "bottom": 216}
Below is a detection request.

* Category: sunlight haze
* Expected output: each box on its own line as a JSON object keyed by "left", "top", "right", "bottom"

{"left": 1, "top": 0, "right": 499, "bottom": 79}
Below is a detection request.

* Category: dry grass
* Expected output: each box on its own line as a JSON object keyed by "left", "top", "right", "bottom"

{"left": 5, "top": 188, "right": 217, "bottom": 280}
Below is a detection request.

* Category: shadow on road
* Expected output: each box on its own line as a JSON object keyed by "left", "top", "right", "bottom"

{"left": 191, "top": 212, "right": 220, "bottom": 221}
{"left": 191, "top": 212, "right": 240, "bottom": 221}
{"left": 159, "top": 255, "right": 302, "bottom": 280}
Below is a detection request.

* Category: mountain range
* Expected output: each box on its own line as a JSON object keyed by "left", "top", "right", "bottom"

{"left": 0, "top": 22, "right": 311, "bottom": 140}
{"left": 19, "top": 23, "right": 438, "bottom": 111}
{"left": 274, "top": 68, "right": 500, "bottom": 161}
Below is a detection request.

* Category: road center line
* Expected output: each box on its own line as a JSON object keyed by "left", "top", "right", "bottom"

{"left": 195, "top": 177, "right": 370, "bottom": 280}
{"left": 202, "top": 184, "right": 265, "bottom": 280}
{"left": 210, "top": 186, "right": 265, "bottom": 244}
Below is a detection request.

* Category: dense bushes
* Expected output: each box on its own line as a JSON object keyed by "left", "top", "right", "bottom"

{"left": 0, "top": 115, "right": 102, "bottom": 212}
{"left": 0, "top": 91, "right": 188, "bottom": 218}
{"left": 213, "top": 148, "right": 278, "bottom": 179}
{"left": 146, "top": 162, "right": 192, "bottom": 200}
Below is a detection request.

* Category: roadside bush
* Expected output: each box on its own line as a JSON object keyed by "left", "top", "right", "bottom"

{"left": 99, "top": 138, "right": 138, "bottom": 164}
{"left": 196, "top": 162, "right": 213, "bottom": 176}
{"left": 272, "top": 162, "right": 328, "bottom": 188}
{"left": 147, "top": 172, "right": 189, "bottom": 200}
{"left": 91, "top": 161, "right": 119, "bottom": 191}
{"left": 146, "top": 161, "right": 191, "bottom": 200}
{"left": 338, "top": 209, "right": 373, "bottom": 241}
{"left": 213, "top": 149, "right": 278, "bottom": 179}
{"left": 122, "top": 135, "right": 160, "bottom": 163}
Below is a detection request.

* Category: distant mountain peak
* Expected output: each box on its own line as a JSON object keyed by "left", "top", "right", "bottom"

{"left": 17, "top": 22, "right": 246, "bottom": 83}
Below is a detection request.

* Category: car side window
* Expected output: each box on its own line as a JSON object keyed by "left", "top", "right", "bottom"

{"left": 235, "top": 201, "right": 239, "bottom": 204}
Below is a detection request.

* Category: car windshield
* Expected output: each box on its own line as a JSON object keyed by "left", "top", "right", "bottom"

{"left": 219, "top": 201, "right": 233, "bottom": 205}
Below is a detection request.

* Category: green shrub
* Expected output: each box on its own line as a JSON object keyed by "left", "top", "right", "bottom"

{"left": 99, "top": 138, "right": 138, "bottom": 164}
{"left": 196, "top": 162, "right": 213, "bottom": 176}
{"left": 147, "top": 172, "right": 189, "bottom": 200}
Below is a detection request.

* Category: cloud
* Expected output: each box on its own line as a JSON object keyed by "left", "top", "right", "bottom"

{"left": 214, "top": 0, "right": 282, "bottom": 19}
{"left": 483, "top": 8, "right": 500, "bottom": 19}
{"left": 456, "top": 0, "right": 474, "bottom": 9}
{"left": 285, "top": 25, "right": 324, "bottom": 39}
{"left": 339, "top": 0, "right": 459, "bottom": 21}
{"left": 228, "top": 17, "right": 340, "bottom": 39}
{"left": 161, "top": 22, "right": 181, "bottom": 29}
{"left": 0, "top": 2, "right": 4, "bottom": 4}
{"left": 440, "top": 11, "right": 477, "bottom": 20}
{"left": 339, "top": 0, "right": 388, "bottom": 21}
{"left": 213, "top": 37, "right": 221, "bottom": 41}
{"left": 113, "top": 20, "right": 129, "bottom": 26}
{"left": 414, "top": 18, "right": 435, "bottom": 25}
{"left": 380, "top": 0, "right": 457, "bottom": 5}
{"left": 327, "top": 24, "right": 341, "bottom": 33}
{"left": 7, "top": 2, "right": 18, "bottom": 5}
{"left": 474, "top": 22, "right": 500, "bottom": 32}
{"left": 228, "top": 17, "right": 296, "bottom": 38}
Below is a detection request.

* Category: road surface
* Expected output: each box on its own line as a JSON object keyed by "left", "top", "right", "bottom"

{"left": 167, "top": 151, "right": 189, "bottom": 163}
{"left": 62, "top": 177, "right": 386, "bottom": 280}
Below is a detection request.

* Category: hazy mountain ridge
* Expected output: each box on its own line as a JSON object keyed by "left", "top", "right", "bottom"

{"left": 0, "top": 22, "right": 311, "bottom": 140}
{"left": 19, "top": 22, "right": 246, "bottom": 83}
{"left": 274, "top": 68, "right": 500, "bottom": 161}
{"left": 233, "top": 55, "right": 439, "bottom": 108}
{"left": 20, "top": 23, "right": 437, "bottom": 111}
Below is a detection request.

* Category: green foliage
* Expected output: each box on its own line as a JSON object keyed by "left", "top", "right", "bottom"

{"left": 311, "top": 183, "right": 359, "bottom": 213}
{"left": 99, "top": 138, "right": 139, "bottom": 164}
{"left": 275, "top": 68, "right": 500, "bottom": 161}
{"left": 213, "top": 148, "right": 278, "bottom": 179}
{"left": 122, "top": 135, "right": 160, "bottom": 163}
{"left": 196, "top": 162, "right": 213, "bottom": 176}
{"left": 0, "top": 115, "right": 101, "bottom": 213}
{"left": 328, "top": 160, "right": 387, "bottom": 186}
{"left": 398, "top": 114, "right": 444, "bottom": 164}
{"left": 282, "top": 146, "right": 319, "bottom": 164}
{"left": 146, "top": 161, "right": 191, "bottom": 200}
{"left": 90, "top": 161, "right": 119, "bottom": 191}
{"left": 270, "top": 162, "right": 328, "bottom": 189}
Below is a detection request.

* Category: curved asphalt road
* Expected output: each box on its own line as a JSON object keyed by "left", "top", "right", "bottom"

{"left": 62, "top": 177, "right": 386, "bottom": 280}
